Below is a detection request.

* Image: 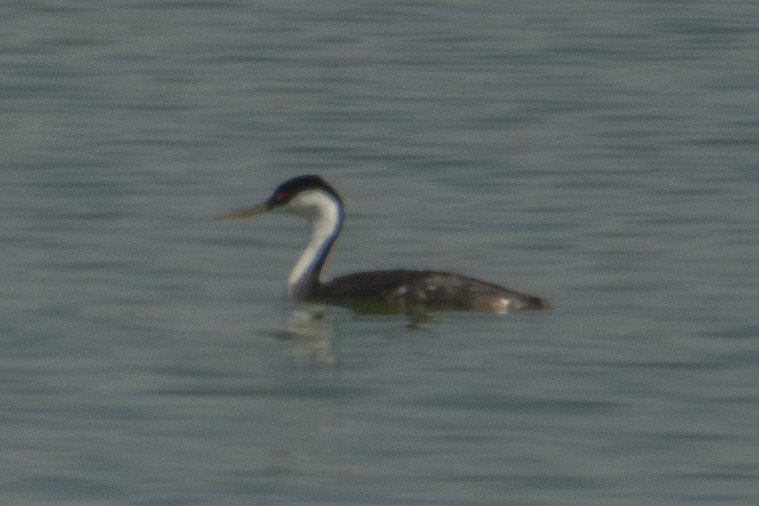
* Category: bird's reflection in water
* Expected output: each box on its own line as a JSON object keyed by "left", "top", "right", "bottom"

{"left": 279, "top": 304, "right": 337, "bottom": 365}
{"left": 270, "top": 303, "right": 437, "bottom": 364}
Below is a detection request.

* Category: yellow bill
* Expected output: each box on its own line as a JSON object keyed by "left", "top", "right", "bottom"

{"left": 214, "top": 203, "right": 268, "bottom": 221}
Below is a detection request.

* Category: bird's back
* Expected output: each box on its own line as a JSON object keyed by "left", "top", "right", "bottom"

{"left": 315, "top": 269, "right": 549, "bottom": 314}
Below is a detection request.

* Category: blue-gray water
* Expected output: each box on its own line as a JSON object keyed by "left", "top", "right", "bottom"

{"left": 3, "top": 1, "right": 759, "bottom": 504}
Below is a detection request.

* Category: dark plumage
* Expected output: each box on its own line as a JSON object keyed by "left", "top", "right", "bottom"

{"left": 319, "top": 269, "right": 548, "bottom": 314}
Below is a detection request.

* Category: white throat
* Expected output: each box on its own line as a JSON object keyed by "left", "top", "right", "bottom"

{"left": 284, "top": 190, "right": 342, "bottom": 299}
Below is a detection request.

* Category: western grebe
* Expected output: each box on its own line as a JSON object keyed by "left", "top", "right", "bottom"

{"left": 216, "top": 175, "right": 549, "bottom": 314}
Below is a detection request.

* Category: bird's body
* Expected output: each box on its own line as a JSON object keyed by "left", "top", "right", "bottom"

{"left": 217, "top": 175, "right": 549, "bottom": 315}
{"left": 315, "top": 269, "right": 546, "bottom": 314}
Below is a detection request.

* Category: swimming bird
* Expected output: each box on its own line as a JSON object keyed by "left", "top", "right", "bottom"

{"left": 216, "top": 175, "right": 549, "bottom": 314}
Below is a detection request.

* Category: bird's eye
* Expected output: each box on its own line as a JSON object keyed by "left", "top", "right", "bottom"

{"left": 273, "top": 191, "right": 288, "bottom": 202}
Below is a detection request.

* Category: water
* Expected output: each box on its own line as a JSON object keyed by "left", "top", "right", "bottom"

{"left": 3, "top": 1, "right": 759, "bottom": 504}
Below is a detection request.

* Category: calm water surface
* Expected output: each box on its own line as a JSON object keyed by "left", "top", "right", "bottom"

{"left": 3, "top": 1, "right": 759, "bottom": 504}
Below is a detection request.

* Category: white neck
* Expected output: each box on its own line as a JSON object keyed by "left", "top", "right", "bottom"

{"left": 284, "top": 190, "right": 343, "bottom": 299}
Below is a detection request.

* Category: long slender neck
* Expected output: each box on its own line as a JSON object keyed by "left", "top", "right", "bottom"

{"left": 286, "top": 192, "right": 343, "bottom": 300}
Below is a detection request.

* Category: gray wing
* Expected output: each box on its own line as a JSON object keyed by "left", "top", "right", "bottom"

{"left": 319, "top": 269, "right": 548, "bottom": 313}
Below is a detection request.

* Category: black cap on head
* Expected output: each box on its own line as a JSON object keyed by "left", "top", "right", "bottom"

{"left": 267, "top": 175, "right": 343, "bottom": 208}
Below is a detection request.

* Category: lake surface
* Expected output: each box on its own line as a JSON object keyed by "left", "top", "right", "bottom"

{"left": 3, "top": 1, "right": 759, "bottom": 504}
